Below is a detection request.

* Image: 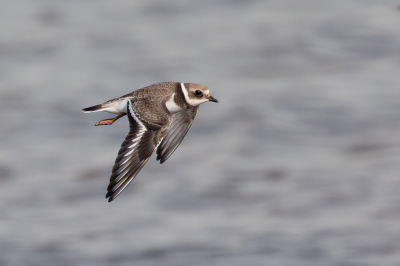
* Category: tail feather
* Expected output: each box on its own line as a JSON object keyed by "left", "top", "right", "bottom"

{"left": 82, "top": 104, "right": 103, "bottom": 113}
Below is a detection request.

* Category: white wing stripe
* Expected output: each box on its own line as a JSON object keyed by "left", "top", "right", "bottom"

{"left": 127, "top": 99, "right": 147, "bottom": 150}
{"left": 154, "top": 137, "right": 164, "bottom": 149}
{"left": 123, "top": 149, "right": 135, "bottom": 157}
{"left": 128, "top": 132, "right": 144, "bottom": 149}
{"left": 117, "top": 162, "right": 130, "bottom": 174}
{"left": 121, "top": 156, "right": 131, "bottom": 165}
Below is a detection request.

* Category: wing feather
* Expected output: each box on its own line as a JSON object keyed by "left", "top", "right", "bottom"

{"left": 156, "top": 106, "right": 198, "bottom": 164}
{"left": 106, "top": 98, "right": 170, "bottom": 202}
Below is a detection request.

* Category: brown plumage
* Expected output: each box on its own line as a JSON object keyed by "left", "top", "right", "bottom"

{"left": 82, "top": 82, "right": 218, "bottom": 202}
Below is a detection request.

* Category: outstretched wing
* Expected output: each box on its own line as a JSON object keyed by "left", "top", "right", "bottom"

{"left": 106, "top": 98, "right": 170, "bottom": 202}
{"left": 156, "top": 106, "right": 199, "bottom": 164}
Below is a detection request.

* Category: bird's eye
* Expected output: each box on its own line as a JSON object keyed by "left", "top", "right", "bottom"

{"left": 195, "top": 90, "right": 203, "bottom": 96}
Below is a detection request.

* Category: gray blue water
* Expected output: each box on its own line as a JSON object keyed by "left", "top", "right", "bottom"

{"left": 1, "top": 1, "right": 400, "bottom": 265}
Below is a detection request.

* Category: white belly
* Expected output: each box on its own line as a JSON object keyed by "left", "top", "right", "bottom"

{"left": 103, "top": 98, "right": 128, "bottom": 114}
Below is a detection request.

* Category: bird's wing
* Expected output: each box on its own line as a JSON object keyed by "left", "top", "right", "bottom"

{"left": 156, "top": 106, "right": 199, "bottom": 164}
{"left": 106, "top": 98, "right": 170, "bottom": 202}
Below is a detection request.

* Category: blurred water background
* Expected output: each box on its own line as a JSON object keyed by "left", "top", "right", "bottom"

{"left": 2, "top": 1, "right": 400, "bottom": 265}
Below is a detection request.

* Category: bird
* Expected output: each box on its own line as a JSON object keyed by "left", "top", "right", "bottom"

{"left": 82, "top": 82, "right": 218, "bottom": 202}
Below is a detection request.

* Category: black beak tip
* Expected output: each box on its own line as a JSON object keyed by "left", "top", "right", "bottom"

{"left": 209, "top": 96, "right": 219, "bottom": 103}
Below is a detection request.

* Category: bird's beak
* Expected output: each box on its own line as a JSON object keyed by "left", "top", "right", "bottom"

{"left": 208, "top": 95, "right": 219, "bottom": 103}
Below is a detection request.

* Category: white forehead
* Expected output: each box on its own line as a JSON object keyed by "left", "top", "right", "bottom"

{"left": 181, "top": 83, "right": 209, "bottom": 106}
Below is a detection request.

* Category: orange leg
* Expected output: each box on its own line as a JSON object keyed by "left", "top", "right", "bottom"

{"left": 95, "top": 113, "right": 126, "bottom": 126}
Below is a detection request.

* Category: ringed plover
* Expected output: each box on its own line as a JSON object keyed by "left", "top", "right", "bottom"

{"left": 82, "top": 82, "right": 218, "bottom": 202}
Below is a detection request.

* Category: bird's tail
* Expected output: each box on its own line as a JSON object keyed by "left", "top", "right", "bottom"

{"left": 82, "top": 104, "right": 103, "bottom": 113}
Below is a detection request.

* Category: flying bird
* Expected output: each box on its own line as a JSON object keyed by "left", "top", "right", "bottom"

{"left": 82, "top": 82, "right": 218, "bottom": 202}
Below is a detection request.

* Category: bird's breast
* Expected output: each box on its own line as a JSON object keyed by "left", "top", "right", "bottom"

{"left": 165, "top": 93, "right": 185, "bottom": 113}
